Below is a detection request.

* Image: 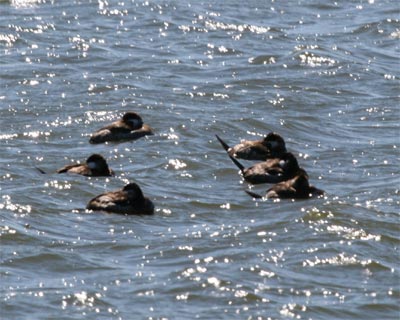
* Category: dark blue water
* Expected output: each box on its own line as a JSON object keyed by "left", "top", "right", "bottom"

{"left": 1, "top": 0, "right": 399, "bottom": 319}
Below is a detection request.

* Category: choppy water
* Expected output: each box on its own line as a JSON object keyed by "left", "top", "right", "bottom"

{"left": 1, "top": 0, "right": 399, "bottom": 319}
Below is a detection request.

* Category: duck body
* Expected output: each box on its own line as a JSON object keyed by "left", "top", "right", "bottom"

{"left": 57, "top": 154, "right": 114, "bottom": 177}
{"left": 230, "top": 152, "right": 301, "bottom": 185}
{"left": 216, "top": 132, "right": 286, "bottom": 161}
{"left": 89, "top": 112, "right": 153, "bottom": 144}
{"left": 246, "top": 170, "right": 324, "bottom": 199}
{"left": 86, "top": 183, "right": 154, "bottom": 215}
{"left": 266, "top": 171, "right": 324, "bottom": 199}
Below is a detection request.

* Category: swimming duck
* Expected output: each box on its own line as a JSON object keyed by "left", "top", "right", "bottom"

{"left": 246, "top": 169, "right": 324, "bottom": 199}
{"left": 216, "top": 132, "right": 286, "bottom": 161}
{"left": 86, "top": 182, "right": 154, "bottom": 215}
{"left": 46, "top": 154, "right": 113, "bottom": 176}
{"left": 89, "top": 112, "right": 153, "bottom": 144}
{"left": 228, "top": 152, "right": 301, "bottom": 184}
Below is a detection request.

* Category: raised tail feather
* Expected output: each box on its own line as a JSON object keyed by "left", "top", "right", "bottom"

{"left": 35, "top": 167, "right": 47, "bottom": 174}
{"left": 215, "top": 134, "right": 230, "bottom": 152}
{"left": 228, "top": 155, "right": 245, "bottom": 173}
{"left": 245, "top": 190, "right": 263, "bottom": 199}
{"left": 215, "top": 134, "right": 245, "bottom": 173}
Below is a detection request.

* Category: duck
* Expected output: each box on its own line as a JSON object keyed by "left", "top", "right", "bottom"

{"left": 86, "top": 182, "right": 154, "bottom": 215}
{"left": 35, "top": 154, "right": 113, "bottom": 176}
{"left": 89, "top": 112, "right": 153, "bottom": 144}
{"left": 216, "top": 132, "right": 286, "bottom": 161}
{"left": 228, "top": 152, "right": 301, "bottom": 184}
{"left": 246, "top": 169, "right": 324, "bottom": 199}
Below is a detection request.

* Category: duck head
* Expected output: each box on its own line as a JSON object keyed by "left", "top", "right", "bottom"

{"left": 122, "top": 112, "right": 144, "bottom": 130}
{"left": 123, "top": 182, "right": 145, "bottom": 201}
{"left": 278, "top": 152, "right": 301, "bottom": 174}
{"left": 86, "top": 154, "right": 109, "bottom": 171}
{"left": 263, "top": 132, "right": 286, "bottom": 155}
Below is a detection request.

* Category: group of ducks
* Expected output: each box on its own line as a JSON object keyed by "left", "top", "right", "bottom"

{"left": 44, "top": 111, "right": 324, "bottom": 215}
{"left": 40, "top": 111, "right": 155, "bottom": 215}
{"left": 215, "top": 132, "right": 324, "bottom": 200}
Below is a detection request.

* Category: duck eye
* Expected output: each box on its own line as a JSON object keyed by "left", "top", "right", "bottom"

{"left": 279, "top": 160, "right": 286, "bottom": 167}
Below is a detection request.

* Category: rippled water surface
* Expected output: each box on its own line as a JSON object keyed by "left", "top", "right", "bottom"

{"left": 1, "top": 0, "right": 399, "bottom": 319}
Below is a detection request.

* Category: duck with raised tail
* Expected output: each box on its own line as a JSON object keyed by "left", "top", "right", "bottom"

{"left": 215, "top": 132, "right": 286, "bottom": 161}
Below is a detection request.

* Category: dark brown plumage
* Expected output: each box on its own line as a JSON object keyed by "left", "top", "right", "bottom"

{"left": 89, "top": 112, "right": 153, "bottom": 144}
{"left": 56, "top": 154, "right": 114, "bottom": 177}
{"left": 229, "top": 152, "right": 301, "bottom": 184}
{"left": 246, "top": 169, "right": 324, "bottom": 199}
{"left": 216, "top": 132, "right": 287, "bottom": 161}
{"left": 86, "top": 183, "right": 154, "bottom": 215}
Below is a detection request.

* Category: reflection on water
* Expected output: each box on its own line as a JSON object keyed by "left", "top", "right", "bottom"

{"left": 1, "top": 0, "right": 399, "bottom": 319}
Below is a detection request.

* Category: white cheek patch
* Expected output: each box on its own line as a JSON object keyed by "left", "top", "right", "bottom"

{"left": 279, "top": 160, "right": 286, "bottom": 168}
{"left": 87, "top": 161, "right": 97, "bottom": 169}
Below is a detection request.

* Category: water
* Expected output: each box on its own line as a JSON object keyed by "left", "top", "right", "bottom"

{"left": 1, "top": 0, "right": 399, "bottom": 319}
